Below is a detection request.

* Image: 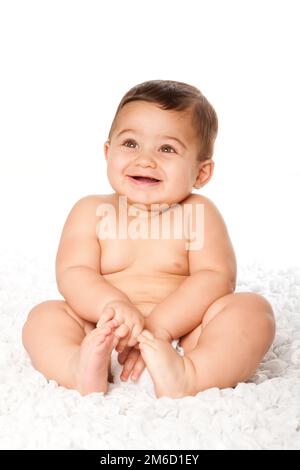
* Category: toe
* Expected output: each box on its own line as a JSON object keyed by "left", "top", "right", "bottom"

{"left": 136, "top": 335, "right": 148, "bottom": 344}
{"left": 139, "top": 341, "right": 156, "bottom": 353}
{"left": 103, "top": 319, "right": 119, "bottom": 330}
{"left": 95, "top": 333, "right": 107, "bottom": 345}
{"left": 137, "top": 330, "right": 155, "bottom": 343}
{"left": 141, "top": 329, "right": 154, "bottom": 340}
{"left": 96, "top": 332, "right": 114, "bottom": 348}
{"left": 97, "top": 325, "right": 112, "bottom": 336}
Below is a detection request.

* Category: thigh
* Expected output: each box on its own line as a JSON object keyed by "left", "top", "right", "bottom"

{"left": 63, "top": 301, "right": 96, "bottom": 334}
{"left": 26, "top": 299, "right": 96, "bottom": 335}
{"left": 179, "top": 293, "right": 234, "bottom": 351}
{"left": 180, "top": 292, "right": 274, "bottom": 353}
{"left": 185, "top": 293, "right": 275, "bottom": 388}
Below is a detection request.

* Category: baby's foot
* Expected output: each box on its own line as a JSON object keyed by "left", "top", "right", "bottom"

{"left": 137, "top": 330, "right": 196, "bottom": 398}
{"left": 73, "top": 319, "right": 120, "bottom": 396}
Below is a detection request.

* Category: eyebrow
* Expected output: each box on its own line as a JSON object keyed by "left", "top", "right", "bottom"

{"left": 115, "top": 128, "right": 187, "bottom": 150}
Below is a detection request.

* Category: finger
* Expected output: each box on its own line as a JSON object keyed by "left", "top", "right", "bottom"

{"left": 131, "top": 355, "right": 146, "bottom": 381}
{"left": 115, "top": 324, "right": 131, "bottom": 353}
{"left": 112, "top": 335, "right": 119, "bottom": 349}
{"left": 127, "top": 336, "right": 138, "bottom": 348}
{"left": 98, "top": 318, "right": 119, "bottom": 330}
{"left": 120, "top": 349, "right": 140, "bottom": 381}
{"left": 115, "top": 323, "right": 130, "bottom": 339}
{"left": 117, "top": 346, "right": 131, "bottom": 365}
{"left": 115, "top": 323, "right": 130, "bottom": 353}
{"left": 88, "top": 323, "right": 112, "bottom": 337}
{"left": 112, "top": 310, "right": 123, "bottom": 325}
{"left": 97, "top": 307, "right": 115, "bottom": 328}
{"left": 129, "top": 323, "right": 144, "bottom": 345}
{"left": 116, "top": 334, "right": 130, "bottom": 353}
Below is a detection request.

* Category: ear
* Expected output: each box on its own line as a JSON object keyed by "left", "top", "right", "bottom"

{"left": 193, "top": 159, "right": 214, "bottom": 189}
{"left": 104, "top": 140, "right": 110, "bottom": 162}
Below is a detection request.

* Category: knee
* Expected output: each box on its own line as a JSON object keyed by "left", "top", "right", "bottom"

{"left": 237, "top": 292, "right": 276, "bottom": 342}
{"left": 23, "top": 300, "right": 60, "bottom": 344}
{"left": 23, "top": 300, "right": 68, "bottom": 342}
{"left": 238, "top": 292, "right": 274, "bottom": 317}
{"left": 25, "top": 300, "right": 66, "bottom": 323}
{"left": 23, "top": 299, "right": 88, "bottom": 341}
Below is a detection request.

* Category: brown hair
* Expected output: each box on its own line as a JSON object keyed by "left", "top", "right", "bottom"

{"left": 107, "top": 80, "right": 218, "bottom": 161}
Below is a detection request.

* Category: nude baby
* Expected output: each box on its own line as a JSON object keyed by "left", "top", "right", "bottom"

{"left": 22, "top": 80, "right": 276, "bottom": 398}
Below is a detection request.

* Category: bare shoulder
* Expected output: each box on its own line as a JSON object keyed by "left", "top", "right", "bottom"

{"left": 184, "top": 192, "right": 224, "bottom": 218}
{"left": 56, "top": 193, "right": 116, "bottom": 276}
{"left": 71, "top": 193, "right": 115, "bottom": 212}
{"left": 185, "top": 193, "right": 237, "bottom": 286}
{"left": 183, "top": 192, "right": 229, "bottom": 236}
{"left": 66, "top": 193, "right": 116, "bottom": 222}
{"left": 58, "top": 193, "right": 116, "bottom": 240}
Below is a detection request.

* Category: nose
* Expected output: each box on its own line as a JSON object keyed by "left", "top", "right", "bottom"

{"left": 134, "top": 153, "right": 157, "bottom": 168}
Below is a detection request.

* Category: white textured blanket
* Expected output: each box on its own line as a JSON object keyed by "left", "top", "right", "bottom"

{"left": 0, "top": 251, "right": 299, "bottom": 450}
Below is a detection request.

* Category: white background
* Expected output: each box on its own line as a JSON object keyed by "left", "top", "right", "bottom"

{"left": 0, "top": 0, "right": 299, "bottom": 271}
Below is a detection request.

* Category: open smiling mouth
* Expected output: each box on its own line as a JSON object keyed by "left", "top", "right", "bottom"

{"left": 127, "top": 175, "right": 161, "bottom": 186}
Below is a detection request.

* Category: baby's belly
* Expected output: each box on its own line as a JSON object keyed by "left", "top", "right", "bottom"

{"left": 102, "top": 271, "right": 187, "bottom": 316}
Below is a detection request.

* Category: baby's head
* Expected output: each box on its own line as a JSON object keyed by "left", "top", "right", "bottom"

{"left": 104, "top": 80, "right": 218, "bottom": 210}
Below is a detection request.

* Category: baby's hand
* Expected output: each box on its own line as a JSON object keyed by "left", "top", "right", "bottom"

{"left": 117, "top": 346, "right": 146, "bottom": 382}
{"left": 97, "top": 300, "right": 145, "bottom": 352}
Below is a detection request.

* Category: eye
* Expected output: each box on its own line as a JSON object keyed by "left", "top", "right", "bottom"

{"left": 160, "top": 145, "right": 176, "bottom": 153}
{"left": 122, "top": 139, "right": 137, "bottom": 148}
{"left": 121, "top": 139, "right": 177, "bottom": 153}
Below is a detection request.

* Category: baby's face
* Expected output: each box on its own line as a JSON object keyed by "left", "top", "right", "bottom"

{"left": 104, "top": 101, "right": 207, "bottom": 210}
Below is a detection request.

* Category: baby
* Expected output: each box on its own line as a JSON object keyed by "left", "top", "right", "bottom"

{"left": 22, "top": 80, "right": 276, "bottom": 398}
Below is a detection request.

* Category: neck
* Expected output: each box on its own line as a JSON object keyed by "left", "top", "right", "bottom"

{"left": 117, "top": 194, "right": 172, "bottom": 219}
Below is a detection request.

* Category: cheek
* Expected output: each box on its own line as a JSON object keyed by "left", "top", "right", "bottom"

{"left": 107, "top": 155, "right": 125, "bottom": 175}
{"left": 168, "top": 163, "right": 192, "bottom": 183}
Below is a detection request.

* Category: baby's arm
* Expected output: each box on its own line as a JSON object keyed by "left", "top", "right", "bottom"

{"left": 145, "top": 195, "right": 237, "bottom": 340}
{"left": 55, "top": 196, "right": 133, "bottom": 323}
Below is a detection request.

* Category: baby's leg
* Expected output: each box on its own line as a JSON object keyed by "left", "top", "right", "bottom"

{"left": 22, "top": 300, "right": 125, "bottom": 395}
{"left": 138, "top": 292, "right": 275, "bottom": 398}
